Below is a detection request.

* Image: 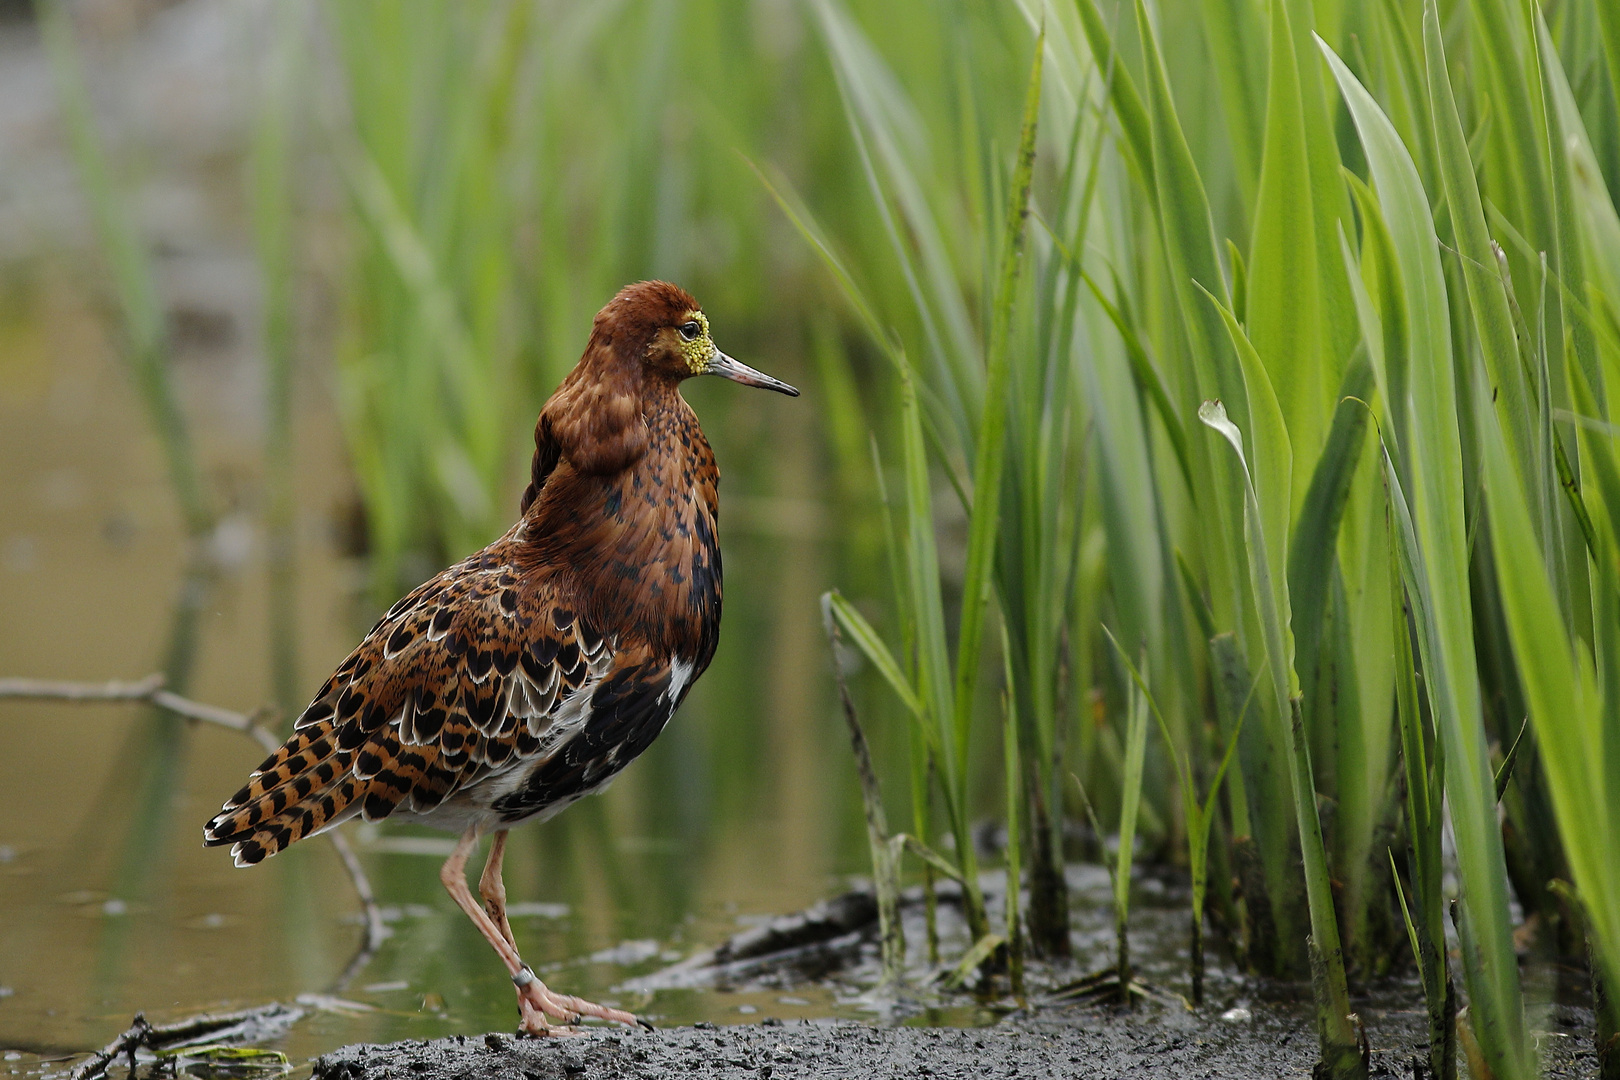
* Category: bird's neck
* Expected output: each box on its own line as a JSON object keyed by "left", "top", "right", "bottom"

{"left": 522, "top": 387, "right": 721, "bottom": 662}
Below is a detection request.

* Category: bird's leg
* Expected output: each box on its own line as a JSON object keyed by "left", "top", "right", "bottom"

{"left": 478, "top": 829, "right": 519, "bottom": 951}
{"left": 441, "top": 827, "right": 569, "bottom": 1035}
{"left": 473, "top": 831, "right": 548, "bottom": 1033}
{"left": 443, "top": 826, "right": 646, "bottom": 1035}
{"left": 473, "top": 827, "right": 649, "bottom": 1032}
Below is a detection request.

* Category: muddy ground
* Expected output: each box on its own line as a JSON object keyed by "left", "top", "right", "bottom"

{"left": 312, "top": 999, "right": 1601, "bottom": 1079}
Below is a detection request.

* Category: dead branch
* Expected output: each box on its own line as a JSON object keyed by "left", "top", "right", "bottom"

{"left": 65, "top": 1003, "right": 307, "bottom": 1080}
{"left": 0, "top": 674, "right": 165, "bottom": 701}
{"left": 68, "top": 1013, "right": 152, "bottom": 1080}
{"left": 0, "top": 674, "right": 282, "bottom": 750}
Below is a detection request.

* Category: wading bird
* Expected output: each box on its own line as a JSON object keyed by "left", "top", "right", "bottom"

{"left": 204, "top": 281, "right": 797, "bottom": 1034}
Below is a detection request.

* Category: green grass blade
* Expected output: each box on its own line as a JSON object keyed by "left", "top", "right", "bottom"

{"left": 1080, "top": 268, "right": 1195, "bottom": 495}
{"left": 1197, "top": 307, "right": 1292, "bottom": 695}
{"left": 1195, "top": 0, "right": 1264, "bottom": 210}
{"left": 1198, "top": 309, "right": 1359, "bottom": 1070}
{"left": 1386, "top": 455, "right": 1450, "bottom": 1080}
{"left": 1288, "top": 350, "right": 1375, "bottom": 699}
{"left": 1074, "top": 0, "right": 1154, "bottom": 189}
{"left": 825, "top": 590, "right": 925, "bottom": 721}
{"left": 1127, "top": 0, "right": 1254, "bottom": 651}
{"left": 1532, "top": 7, "right": 1602, "bottom": 408}
{"left": 1322, "top": 36, "right": 1530, "bottom": 1079}
{"left": 1479, "top": 378, "right": 1620, "bottom": 1005}
{"left": 1389, "top": 848, "right": 1426, "bottom": 977}
{"left": 1000, "top": 624, "right": 1025, "bottom": 1000}
{"left": 1341, "top": 176, "right": 1411, "bottom": 461}
{"left": 899, "top": 833, "right": 969, "bottom": 885}
{"left": 897, "top": 354, "right": 985, "bottom": 935}
{"left": 1421, "top": 0, "right": 1539, "bottom": 519}
{"left": 949, "top": 28, "right": 1043, "bottom": 787}
{"left": 1112, "top": 635, "right": 1150, "bottom": 1001}
{"left": 747, "top": 158, "right": 898, "bottom": 364}
{"left": 35, "top": 0, "right": 211, "bottom": 537}
{"left": 1249, "top": 0, "right": 1326, "bottom": 515}
{"left": 1134, "top": 0, "right": 1242, "bottom": 411}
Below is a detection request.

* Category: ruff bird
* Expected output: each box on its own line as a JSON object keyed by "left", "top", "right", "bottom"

{"left": 204, "top": 281, "right": 797, "bottom": 1034}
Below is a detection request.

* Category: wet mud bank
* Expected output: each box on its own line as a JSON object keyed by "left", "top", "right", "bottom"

{"left": 312, "top": 1003, "right": 1599, "bottom": 1080}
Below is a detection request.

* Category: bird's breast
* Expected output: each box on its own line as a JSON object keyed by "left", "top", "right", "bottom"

{"left": 529, "top": 409, "right": 722, "bottom": 666}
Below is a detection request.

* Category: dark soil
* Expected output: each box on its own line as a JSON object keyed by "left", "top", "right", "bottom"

{"left": 311, "top": 999, "right": 1601, "bottom": 1080}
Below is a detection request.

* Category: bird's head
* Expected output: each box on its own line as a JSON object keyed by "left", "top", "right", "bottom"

{"left": 530, "top": 282, "right": 798, "bottom": 485}
{"left": 600, "top": 280, "right": 799, "bottom": 397}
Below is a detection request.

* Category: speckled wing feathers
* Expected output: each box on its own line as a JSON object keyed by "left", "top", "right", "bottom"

{"left": 491, "top": 656, "right": 675, "bottom": 822}
{"left": 202, "top": 534, "right": 670, "bottom": 866}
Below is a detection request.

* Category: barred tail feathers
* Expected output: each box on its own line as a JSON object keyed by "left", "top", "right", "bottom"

{"left": 204, "top": 718, "right": 454, "bottom": 866}
{"left": 203, "top": 719, "right": 359, "bottom": 865}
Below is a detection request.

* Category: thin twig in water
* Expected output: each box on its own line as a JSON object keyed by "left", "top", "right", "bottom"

{"left": 0, "top": 674, "right": 284, "bottom": 750}
{"left": 0, "top": 674, "right": 166, "bottom": 701}
{"left": 66, "top": 1004, "right": 306, "bottom": 1080}
{"left": 324, "top": 827, "right": 387, "bottom": 992}
{"left": 68, "top": 1013, "right": 152, "bottom": 1080}
{"left": 0, "top": 673, "right": 387, "bottom": 983}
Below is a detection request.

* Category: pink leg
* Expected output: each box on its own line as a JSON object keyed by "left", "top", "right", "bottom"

{"left": 479, "top": 830, "right": 520, "bottom": 951}
{"left": 441, "top": 826, "right": 647, "bottom": 1035}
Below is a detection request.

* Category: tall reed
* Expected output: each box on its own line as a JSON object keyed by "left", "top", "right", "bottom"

{"left": 790, "top": 1, "right": 1619, "bottom": 1076}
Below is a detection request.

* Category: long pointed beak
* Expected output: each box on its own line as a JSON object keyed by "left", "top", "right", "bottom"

{"left": 707, "top": 350, "right": 799, "bottom": 397}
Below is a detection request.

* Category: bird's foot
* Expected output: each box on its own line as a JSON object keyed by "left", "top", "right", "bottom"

{"left": 515, "top": 993, "right": 579, "bottom": 1038}
{"left": 513, "top": 966, "right": 645, "bottom": 1032}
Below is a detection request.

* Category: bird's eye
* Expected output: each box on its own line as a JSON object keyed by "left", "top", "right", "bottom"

{"left": 679, "top": 321, "right": 701, "bottom": 341}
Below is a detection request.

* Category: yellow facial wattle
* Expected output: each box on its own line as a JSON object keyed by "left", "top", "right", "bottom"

{"left": 677, "top": 310, "right": 713, "bottom": 373}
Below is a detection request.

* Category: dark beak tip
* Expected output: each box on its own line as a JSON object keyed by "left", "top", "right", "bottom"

{"left": 709, "top": 351, "right": 800, "bottom": 398}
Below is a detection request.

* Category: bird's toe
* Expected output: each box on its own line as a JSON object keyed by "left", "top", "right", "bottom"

{"left": 516, "top": 996, "right": 578, "bottom": 1038}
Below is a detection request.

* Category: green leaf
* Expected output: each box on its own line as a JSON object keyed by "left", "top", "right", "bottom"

{"left": 1322, "top": 36, "right": 1531, "bottom": 1079}
{"left": 823, "top": 590, "right": 924, "bottom": 720}
{"left": 1102, "top": 627, "right": 1152, "bottom": 920}
{"left": 1248, "top": 0, "right": 1325, "bottom": 515}
{"left": 939, "top": 933, "right": 1005, "bottom": 989}
{"left": 1081, "top": 268, "right": 1195, "bottom": 495}
{"left": 1421, "top": 0, "right": 1539, "bottom": 518}
{"left": 1288, "top": 350, "right": 1375, "bottom": 714}
{"left": 1197, "top": 299, "right": 1294, "bottom": 698}
{"left": 950, "top": 28, "right": 1043, "bottom": 787}
{"left": 897, "top": 833, "right": 967, "bottom": 884}
{"left": 1478, "top": 378, "right": 1620, "bottom": 1008}
{"left": 1198, "top": 315, "right": 1357, "bottom": 1059}
{"left": 1073, "top": 0, "right": 1154, "bottom": 189}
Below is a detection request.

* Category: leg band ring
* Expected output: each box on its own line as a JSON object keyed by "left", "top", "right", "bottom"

{"left": 512, "top": 965, "right": 537, "bottom": 988}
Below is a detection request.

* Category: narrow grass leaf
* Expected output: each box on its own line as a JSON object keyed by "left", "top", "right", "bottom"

{"left": 950, "top": 28, "right": 1042, "bottom": 785}
{"left": 825, "top": 590, "right": 925, "bottom": 721}
{"left": 1322, "top": 39, "right": 1531, "bottom": 1078}
{"left": 1249, "top": 0, "right": 1326, "bottom": 513}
